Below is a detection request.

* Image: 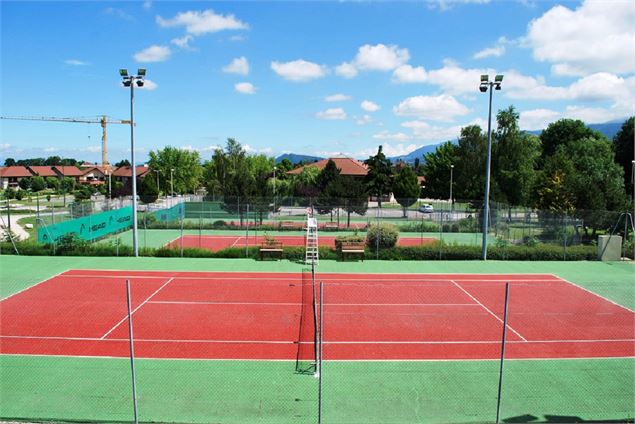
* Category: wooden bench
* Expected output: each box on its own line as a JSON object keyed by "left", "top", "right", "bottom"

{"left": 323, "top": 222, "right": 339, "bottom": 231}
{"left": 260, "top": 241, "right": 283, "bottom": 260}
{"left": 280, "top": 221, "right": 296, "bottom": 230}
{"left": 339, "top": 241, "right": 365, "bottom": 261}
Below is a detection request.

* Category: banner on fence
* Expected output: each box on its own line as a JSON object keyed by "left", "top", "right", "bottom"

{"left": 38, "top": 206, "right": 133, "bottom": 244}
{"left": 151, "top": 203, "right": 185, "bottom": 222}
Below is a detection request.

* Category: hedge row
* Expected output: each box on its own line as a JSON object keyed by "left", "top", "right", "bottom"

{"left": 0, "top": 240, "right": 597, "bottom": 261}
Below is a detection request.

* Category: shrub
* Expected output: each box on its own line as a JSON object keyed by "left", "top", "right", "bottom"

{"left": 334, "top": 235, "right": 365, "bottom": 250}
{"left": 367, "top": 223, "right": 399, "bottom": 248}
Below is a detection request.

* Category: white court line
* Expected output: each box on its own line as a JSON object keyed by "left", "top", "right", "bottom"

{"left": 3, "top": 352, "right": 631, "bottom": 363}
{"left": 2, "top": 335, "right": 633, "bottom": 345}
{"left": 60, "top": 273, "right": 562, "bottom": 283}
{"left": 451, "top": 280, "right": 528, "bottom": 342}
{"left": 550, "top": 274, "right": 635, "bottom": 314}
{"left": 100, "top": 277, "right": 174, "bottom": 340}
{"left": 229, "top": 236, "right": 244, "bottom": 248}
{"left": 147, "top": 300, "right": 479, "bottom": 307}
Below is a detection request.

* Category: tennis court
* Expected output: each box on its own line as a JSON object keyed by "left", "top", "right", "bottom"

{"left": 164, "top": 235, "right": 437, "bottom": 251}
{"left": 2, "top": 269, "right": 632, "bottom": 361}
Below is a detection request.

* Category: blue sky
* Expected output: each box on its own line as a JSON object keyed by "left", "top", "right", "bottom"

{"left": 1, "top": 0, "right": 633, "bottom": 163}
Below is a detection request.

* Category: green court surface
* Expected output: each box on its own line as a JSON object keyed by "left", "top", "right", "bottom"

{"left": 1, "top": 256, "right": 633, "bottom": 423}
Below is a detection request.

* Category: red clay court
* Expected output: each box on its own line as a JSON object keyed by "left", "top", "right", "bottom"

{"left": 1, "top": 270, "right": 633, "bottom": 361}
{"left": 166, "top": 234, "right": 437, "bottom": 251}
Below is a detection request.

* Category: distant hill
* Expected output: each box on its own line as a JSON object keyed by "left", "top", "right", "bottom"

{"left": 275, "top": 153, "right": 322, "bottom": 164}
{"left": 526, "top": 121, "right": 624, "bottom": 140}
{"left": 388, "top": 142, "right": 450, "bottom": 164}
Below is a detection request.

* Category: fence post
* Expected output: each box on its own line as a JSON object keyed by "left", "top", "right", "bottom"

{"left": 317, "top": 280, "right": 324, "bottom": 424}
{"left": 495, "top": 282, "right": 510, "bottom": 424}
{"left": 126, "top": 280, "right": 139, "bottom": 424}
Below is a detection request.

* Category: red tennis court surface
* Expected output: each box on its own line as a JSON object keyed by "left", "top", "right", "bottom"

{"left": 166, "top": 235, "right": 436, "bottom": 251}
{"left": 1, "top": 270, "right": 633, "bottom": 361}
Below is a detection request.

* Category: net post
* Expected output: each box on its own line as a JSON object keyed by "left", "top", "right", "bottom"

{"left": 126, "top": 279, "right": 139, "bottom": 424}
{"left": 311, "top": 259, "right": 318, "bottom": 372}
{"left": 495, "top": 282, "right": 510, "bottom": 424}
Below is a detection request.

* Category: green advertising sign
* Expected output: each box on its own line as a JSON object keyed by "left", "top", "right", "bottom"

{"left": 38, "top": 206, "right": 133, "bottom": 244}
{"left": 152, "top": 203, "right": 184, "bottom": 222}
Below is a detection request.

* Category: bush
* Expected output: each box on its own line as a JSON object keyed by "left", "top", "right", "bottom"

{"left": 334, "top": 235, "right": 365, "bottom": 250}
{"left": 367, "top": 223, "right": 399, "bottom": 248}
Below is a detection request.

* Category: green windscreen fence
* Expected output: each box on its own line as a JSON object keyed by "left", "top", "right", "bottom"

{"left": 151, "top": 203, "right": 185, "bottom": 222}
{"left": 38, "top": 207, "right": 133, "bottom": 244}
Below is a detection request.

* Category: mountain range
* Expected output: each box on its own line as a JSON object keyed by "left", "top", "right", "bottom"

{"left": 276, "top": 120, "right": 627, "bottom": 165}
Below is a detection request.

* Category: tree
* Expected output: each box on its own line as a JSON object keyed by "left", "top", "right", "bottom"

{"left": 247, "top": 154, "right": 275, "bottom": 223}
{"left": 46, "top": 176, "right": 60, "bottom": 191}
{"left": 148, "top": 146, "right": 203, "bottom": 194}
{"left": 291, "top": 166, "right": 320, "bottom": 201}
{"left": 339, "top": 176, "right": 368, "bottom": 227}
{"left": 315, "top": 160, "right": 342, "bottom": 216}
{"left": 364, "top": 145, "right": 393, "bottom": 208}
{"left": 44, "top": 156, "right": 62, "bottom": 166}
{"left": 492, "top": 106, "right": 540, "bottom": 212}
{"left": 18, "top": 178, "right": 31, "bottom": 191}
{"left": 115, "top": 159, "right": 131, "bottom": 167}
{"left": 392, "top": 166, "right": 420, "bottom": 217}
{"left": 276, "top": 158, "right": 293, "bottom": 177}
{"left": 421, "top": 141, "right": 458, "bottom": 199}
{"left": 60, "top": 177, "right": 75, "bottom": 193}
{"left": 4, "top": 158, "right": 16, "bottom": 166}
{"left": 453, "top": 125, "right": 488, "bottom": 202}
{"left": 613, "top": 117, "right": 634, "bottom": 198}
{"left": 138, "top": 175, "right": 159, "bottom": 204}
{"left": 539, "top": 119, "right": 603, "bottom": 159}
{"left": 30, "top": 176, "right": 46, "bottom": 192}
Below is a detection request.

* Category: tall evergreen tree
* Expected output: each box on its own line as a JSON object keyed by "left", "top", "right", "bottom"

{"left": 364, "top": 146, "right": 393, "bottom": 208}
{"left": 392, "top": 166, "right": 420, "bottom": 217}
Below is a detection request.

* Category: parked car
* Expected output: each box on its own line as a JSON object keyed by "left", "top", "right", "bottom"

{"left": 418, "top": 204, "right": 434, "bottom": 213}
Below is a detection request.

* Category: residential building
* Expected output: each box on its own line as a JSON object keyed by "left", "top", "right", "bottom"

{"left": 0, "top": 166, "right": 33, "bottom": 189}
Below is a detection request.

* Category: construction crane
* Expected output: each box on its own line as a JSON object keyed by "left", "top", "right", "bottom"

{"left": 0, "top": 115, "right": 131, "bottom": 168}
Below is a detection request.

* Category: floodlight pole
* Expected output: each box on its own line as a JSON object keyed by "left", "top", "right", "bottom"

{"left": 449, "top": 164, "right": 454, "bottom": 214}
{"left": 480, "top": 75, "right": 502, "bottom": 260}
{"left": 482, "top": 85, "right": 494, "bottom": 260}
{"left": 120, "top": 68, "right": 146, "bottom": 257}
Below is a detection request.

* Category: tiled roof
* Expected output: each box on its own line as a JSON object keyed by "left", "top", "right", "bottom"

{"left": 287, "top": 157, "right": 368, "bottom": 176}
{"left": 81, "top": 166, "right": 109, "bottom": 176}
{"left": 0, "top": 166, "right": 33, "bottom": 178}
{"left": 113, "top": 166, "right": 150, "bottom": 177}
{"left": 53, "top": 166, "right": 84, "bottom": 177}
{"left": 28, "top": 166, "right": 58, "bottom": 177}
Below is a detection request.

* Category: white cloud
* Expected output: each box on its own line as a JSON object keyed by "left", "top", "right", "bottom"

{"left": 562, "top": 105, "right": 626, "bottom": 125}
{"left": 0, "top": 143, "right": 12, "bottom": 152}
{"left": 143, "top": 0, "right": 152, "bottom": 10}
{"left": 138, "top": 79, "right": 158, "bottom": 90}
{"left": 104, "top": 7, "right": 134, "bottom": 21}
{"left": 171, "top": 35, "right": 194, "bottom": 49}
{"left": 223, "top": 57, "right": 249, "bottom": 75}
{"left": 234, "top": 82, "right": 256, "bottom": 94}
{"left": 526, "top": 0, "right": 635, "bottom": 76}
{"left": 519, "top": 109, "right": 561, "bottom": 131}
{"left": 355, "top": 115, "right": 373, "bottom": 125}
{"left": 473, "top": 45, "right": 505, "bottom": 60}
{"left": 372, "top": 131, "right": 412, "bottom": 142}
{"left": 335, "top": 62, "right": 358, "bottom": 79}
{"left": 229, "top": 35, "right": 246, "bottom": 42}
{"left": 271, "top": 59, "right": 327, "bottom": 82}
{"left": 244, "top": 145, "right": 273, "bottom": 154}
{"left": 393, "top": 94, "right": 469, "bottom": 122}
{"left": 392, "top": 65, "right": 427, "bottom": 83}
{"left": 325, "top": 94, "right": 351, "bottom": 102}
{"left": 401, "top": 118, "right": 488, "bottom": 142}
{"left": 316, "top": 108, "right": 347, "bottom": 120}
{"left": 361, "top": 100, "right": 380, "bottom": 113}
{"left": 182, "top": 144, "right": 223, "bottom": 153}
{"left": 81, "top": 146, "right": 102, "bottom": 153}
{"left": 427, "top": 0, "right": 491, "bottom": 11}
{"left": 357, "top": 142, "right": 422, "bottom": 158}
{"left": 64, "top": 59, "right": 89, "bottom": 66}
{"left": 354, "top": 44, "right": 410, "bottom": 71}
{"left": 156, "top": 9, "right": 249, "bottom": 35}
{"left": 134, "top": 45, "right": 171, "bottom": 63}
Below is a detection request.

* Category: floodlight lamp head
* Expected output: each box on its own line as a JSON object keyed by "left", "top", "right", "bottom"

{"left": 479, "top": 85, "right": 488, "bottom": 93}
{"left": 495, "top": 74, "right": 504, "bottom": 82}
{"left": 122, "top": 80, "right": 132, "bottom": 87}
{"left": 136, "top": 80, "right": 144, "bottom": 87}
{"left": 119, "top": 69, "right": 129, "bottom": 77}
{"left": 137, "top": 68, "right": 146, "bottom": 77}
{"left": 480, "top": 75, "right": 489, "bottom": 83}
{"left": 494, "top": 83, "right": 502, "bottom": 90}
